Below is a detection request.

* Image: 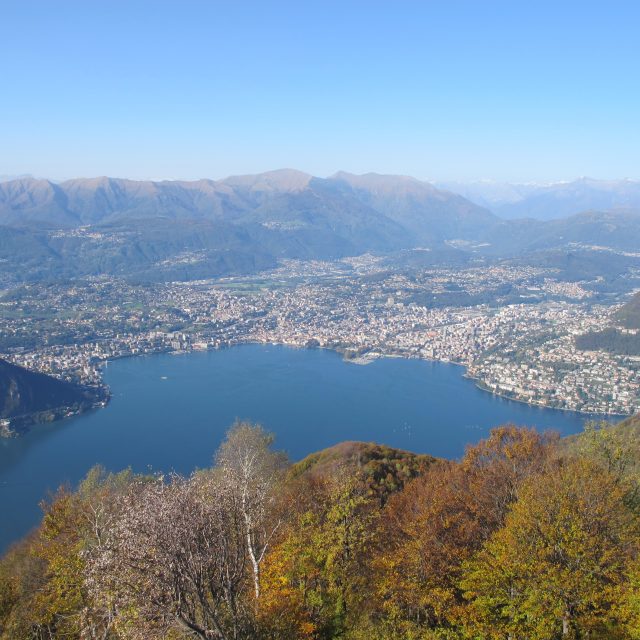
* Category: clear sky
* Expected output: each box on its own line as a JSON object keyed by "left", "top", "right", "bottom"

{"left": 2, "top": 1, "right": 639, "bottom": 182}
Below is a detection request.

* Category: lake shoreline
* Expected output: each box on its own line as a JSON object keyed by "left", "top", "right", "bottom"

{"left": 8, "top": 339, "right": 619, "bottom": 438}
{"left": 468, "top": 378, "right": 622, "bottom": 418}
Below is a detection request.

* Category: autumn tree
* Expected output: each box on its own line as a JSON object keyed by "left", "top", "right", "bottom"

{"left": 460, "top": 424, "right": 558, "bottom": 531}
{"left": 258, "top": 470, "right": 375, "bottom": 639}
{"left": 31, "top": 490, "right": 88, "bottom": 637}
{"left": 572, "top": 419, "right": 640, "bottom": 510}
{"left": 364, "top": 425, "right": 556, "bottom": 636}
{"left": 0, "top": 466, "right": 134, "bottom": 640}
{"left": 621, "top": 559, "right": 640, "bottom": 639}
{"left": 0, "top": 536, "right": 47, "bottom": 639}
{"left": 461, "top": 457, "right": 640, "bottom": 639}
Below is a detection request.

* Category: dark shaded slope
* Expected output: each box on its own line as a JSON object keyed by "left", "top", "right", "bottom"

{"left": 615, "top": 291, "right": 640, "bottom": 329}
{"left": 0, "top": 359, "right": 105, "bottom": 435}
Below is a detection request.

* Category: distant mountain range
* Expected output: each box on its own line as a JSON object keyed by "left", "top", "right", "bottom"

{"left": 438, "top": 178, "right": 640, "bottom": 220}
{"left": 0, "top": 169, "right": 494, "bottom": 234}
{"left": 0, "top": 358, "right": 105, "bottom": 435}
{"left": 1, "top": 170, "right": 639, "bottom": 283}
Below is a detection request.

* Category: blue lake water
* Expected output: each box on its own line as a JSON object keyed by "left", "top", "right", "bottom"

{"left": 0, "top": 344, "right": 601, "bottom": 552}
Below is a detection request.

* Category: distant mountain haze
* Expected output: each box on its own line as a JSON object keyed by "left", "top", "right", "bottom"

{"left": 329, "top": 172, "right": 497, "bottom": 243}
{"left": 439, "top": 178, "right": 640, "bottom": 220}
{"left": 1, "top": 170, "right": 639, "bottom": 283}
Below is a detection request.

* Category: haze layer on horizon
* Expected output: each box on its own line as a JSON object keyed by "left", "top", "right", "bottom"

{"left": 2, "top": 1, "right": 639, "bottom": 183}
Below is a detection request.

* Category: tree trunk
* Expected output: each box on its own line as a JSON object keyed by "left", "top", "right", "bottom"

{"left": 241, "top": 488, "right": 261, "bottom": 600}
{"left": 247, "top": 529, "right": 261, "bottom": 600}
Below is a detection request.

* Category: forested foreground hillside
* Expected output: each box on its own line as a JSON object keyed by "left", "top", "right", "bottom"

{"left": 2, "top": 420, "right": 640, "bottom": 639}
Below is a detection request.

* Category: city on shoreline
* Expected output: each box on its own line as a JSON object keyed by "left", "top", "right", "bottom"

{"left": 1, "top": 253, "right": 638, "bottom": 429}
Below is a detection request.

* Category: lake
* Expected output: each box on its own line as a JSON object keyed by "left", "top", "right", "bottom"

{"left": 0, "top": 344, "right": 602, "bottom": 552}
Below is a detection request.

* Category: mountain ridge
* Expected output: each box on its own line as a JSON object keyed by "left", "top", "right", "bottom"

{"left": 1, "top": 171, "right": 640, "bottom": 284}
{"left": 0, "top": 170, "right": 490, "bottom": 227}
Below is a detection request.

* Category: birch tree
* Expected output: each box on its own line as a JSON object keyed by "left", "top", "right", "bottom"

{"left": 215, "top": 422, "right": 288, "bottom": 602}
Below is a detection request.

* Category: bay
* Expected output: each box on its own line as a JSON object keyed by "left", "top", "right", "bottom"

{"left": 0, "top": 344, "right": 601, "bottom": 552}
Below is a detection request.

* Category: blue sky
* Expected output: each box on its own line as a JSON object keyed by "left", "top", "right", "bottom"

{"left": 2, "top": 1, "right": 639, "bottom": 182}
